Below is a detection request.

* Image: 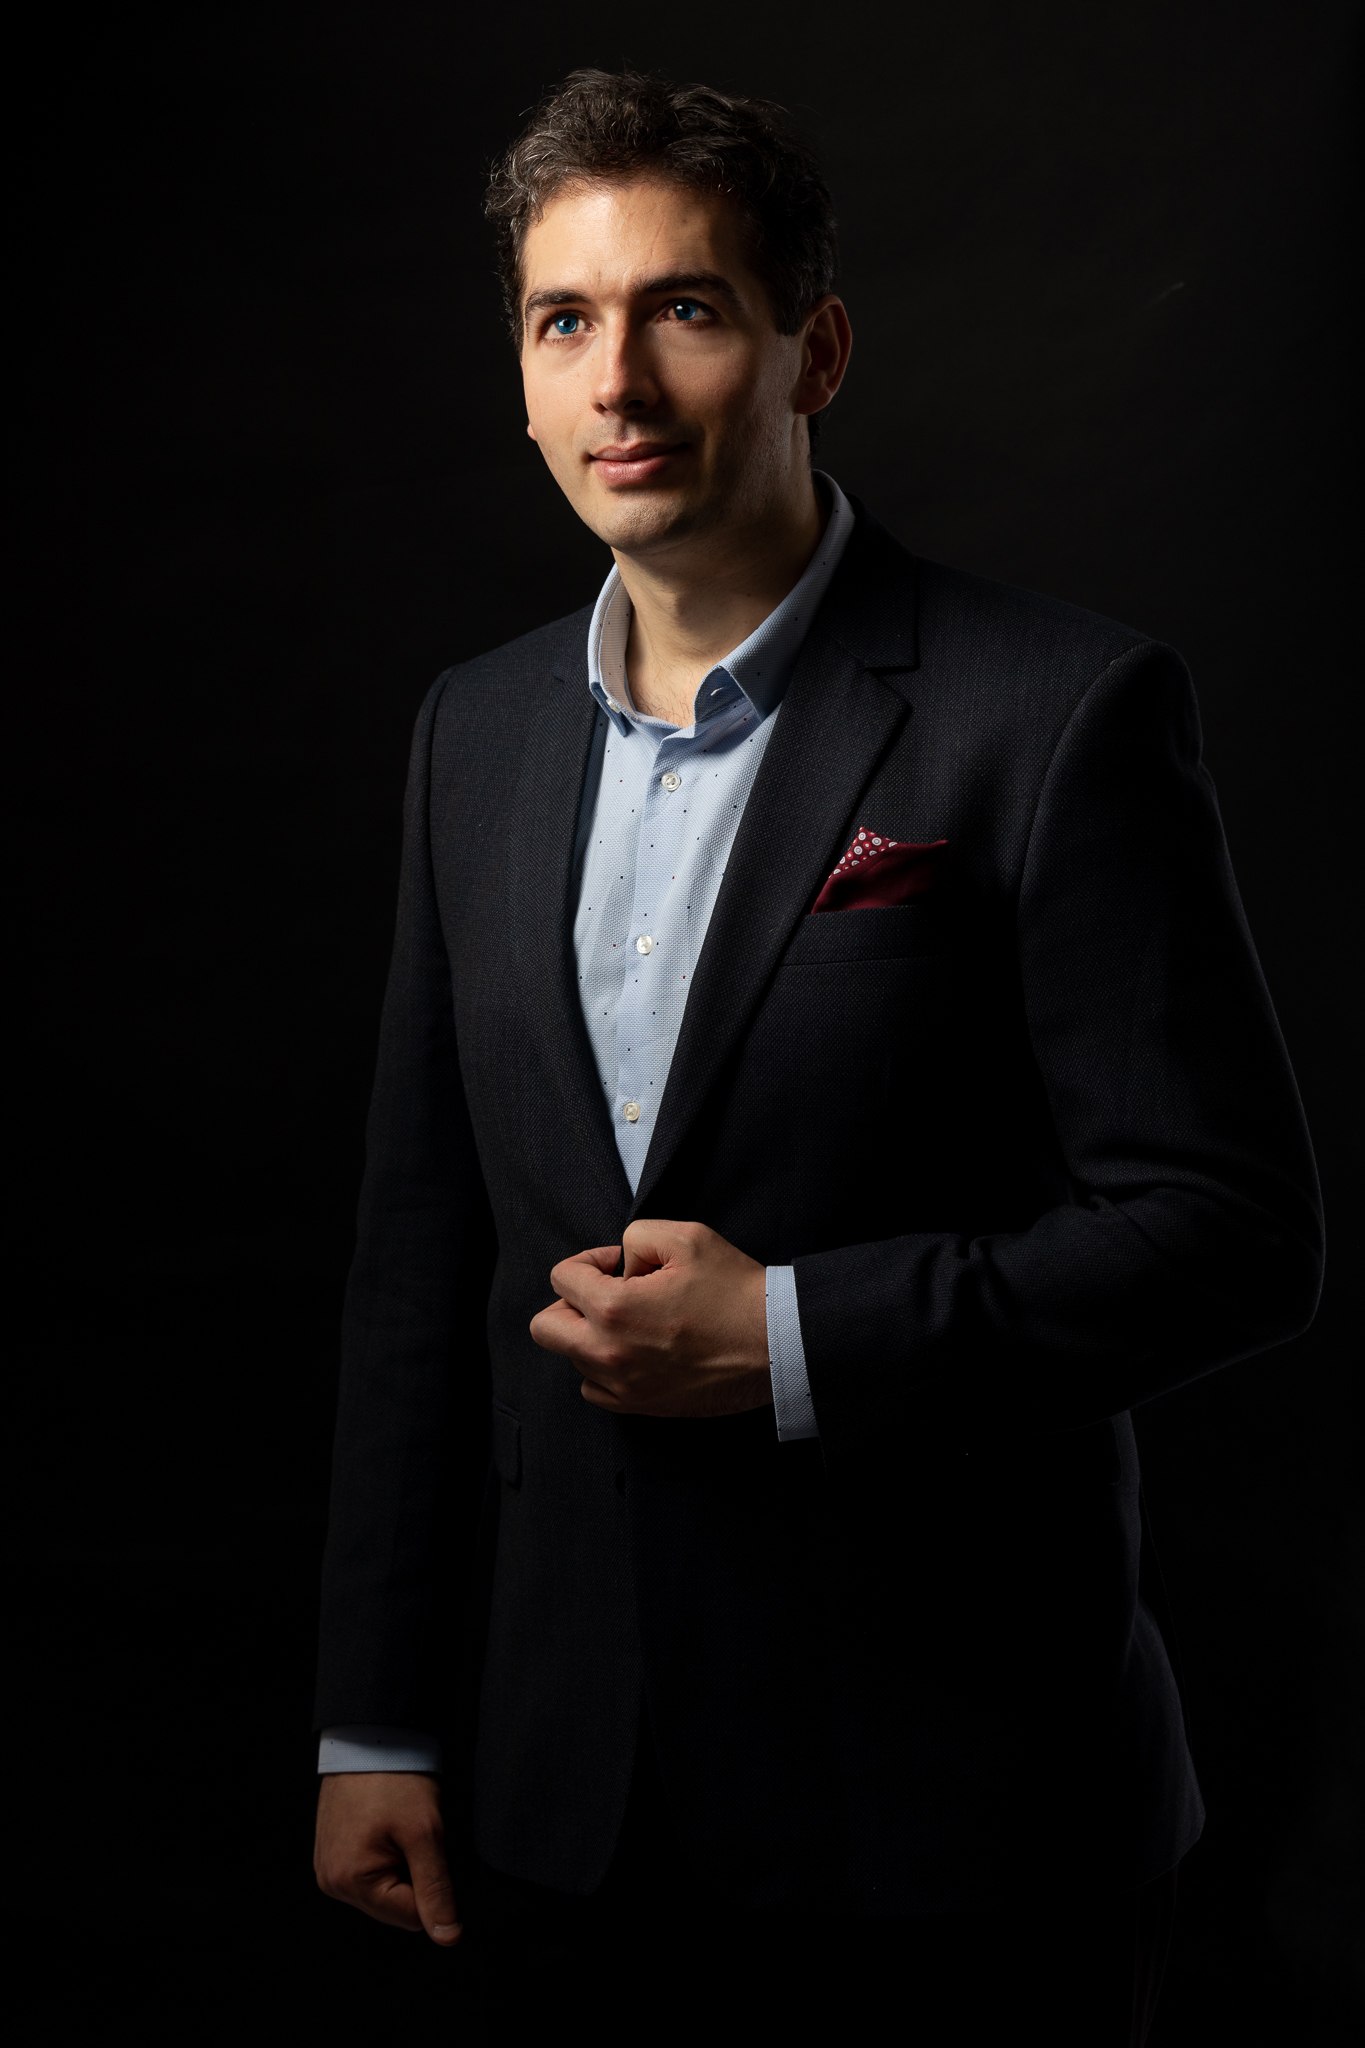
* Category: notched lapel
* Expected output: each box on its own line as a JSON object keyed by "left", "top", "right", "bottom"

{"left": 629, "top": 634, "right": 912, "bottom": 1220}
{"left": 505, "top": 645, "right": 632, "bottom": 1214}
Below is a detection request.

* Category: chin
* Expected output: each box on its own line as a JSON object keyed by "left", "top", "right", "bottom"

{"left": 583, "top": 486, "right": 709, "bottom": 554}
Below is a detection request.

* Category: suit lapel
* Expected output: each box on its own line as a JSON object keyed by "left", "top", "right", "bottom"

{"left": 629, "top": 625, "right": 913, "bottom": 1221}
{"left": 504, "top": 624, "right": 633, "bottom": 1217}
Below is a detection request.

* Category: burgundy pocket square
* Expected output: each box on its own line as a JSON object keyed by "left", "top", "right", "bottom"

{"left": 812, "top": 830, "right": 948, "bottom": 913}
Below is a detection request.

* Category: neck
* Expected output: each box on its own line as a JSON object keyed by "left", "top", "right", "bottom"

{"left": 616, "top": 470, "right": 827, "bottom": 727}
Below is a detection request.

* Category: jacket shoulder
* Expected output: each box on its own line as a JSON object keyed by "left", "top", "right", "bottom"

{"left": 403, "top": 603, "right": 595, "bottom": 819}
{"left": 913, "top": 554, "right": 1152, "bottom": 685}
{"left": 836, "top": 503, "right": 1161, "bottom": 721}
{"left": 905, "top": 555, "right": 1183, "bottom": 791}
{"left": 437, "top": 604, "right": 593, "bottom": 697}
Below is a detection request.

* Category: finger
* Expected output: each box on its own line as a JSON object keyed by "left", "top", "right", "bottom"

{"left": 405, "top": 1829, "right": 461, "bottom": 1945}
{"left": 355, "top": 1871, "right": 426, "bottom": 1932}
{"left": 531, "top": 1305, "right": 623, "bottom": 1399}
{"left": 579, "top": 1375, "right": 626, "bottom": 1410}
{"left": 549, "top": 1253, "right": 626, "bottom": 1317}
{"left": 315, "top": 1841, "right": 426, "bottom": 1931}
{"left": 529, "top": 1297, "right": 594, "bottom": 1357}
{"left": 621, "top": 1218, "right": 692, "bottom": 1279}
{"left": 531, "top": 1301, "right": 627, "bottom": 1407}
{"left": 548, "top": 1236, "right": 626, "bottom": 1302}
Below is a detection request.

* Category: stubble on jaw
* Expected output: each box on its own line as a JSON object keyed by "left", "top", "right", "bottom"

{"left": 577, "top": 477, "right": 729, "bottom": 562}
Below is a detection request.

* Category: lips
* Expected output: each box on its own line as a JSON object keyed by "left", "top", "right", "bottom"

{"left": 589, "top": 442, "right": 689, "bottom": 485}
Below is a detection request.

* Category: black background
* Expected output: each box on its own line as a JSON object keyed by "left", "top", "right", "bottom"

{"left": 24, "top": 1, "right": 1360, "bottom": 2038}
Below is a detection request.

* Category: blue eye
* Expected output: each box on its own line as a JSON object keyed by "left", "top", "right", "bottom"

{"left": 553, "top": 313, "right": 580, "bottom": 335}
{"left": 671, "top": 300, "right": 699, "bottom": 321}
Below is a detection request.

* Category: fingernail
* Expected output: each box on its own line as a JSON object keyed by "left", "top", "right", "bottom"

{"left": 434, "top": 1923, "right": 461, "bottom": 1942}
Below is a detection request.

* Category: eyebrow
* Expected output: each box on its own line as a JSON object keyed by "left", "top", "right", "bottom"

{"left": 523, "top": 270, "right": 744, "bottom": 324}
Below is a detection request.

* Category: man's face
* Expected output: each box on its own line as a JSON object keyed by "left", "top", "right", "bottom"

{"left": 519, "top": 177, "right": 814, "bottom": 557}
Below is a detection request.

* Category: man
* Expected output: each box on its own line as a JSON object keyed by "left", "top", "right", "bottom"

{"left": 312, "top": 70, "right": 1321, "bottom": 2041}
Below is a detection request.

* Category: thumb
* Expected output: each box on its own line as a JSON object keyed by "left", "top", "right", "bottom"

{"left": 574, "top": 1243, "right": 623, "bottom": 1279}
{"left": 406, "top": 1829, "right": 461, "bottom": 1946}
{"left": 621, "top": 1217, "right": 683, "bottom": 1279}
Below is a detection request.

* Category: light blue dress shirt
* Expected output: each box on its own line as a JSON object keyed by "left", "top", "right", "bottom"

{"left": 320, "top": 475, "right": 855, "bottom": 1775}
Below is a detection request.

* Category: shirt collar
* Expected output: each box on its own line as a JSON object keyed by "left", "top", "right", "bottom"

{"left": 586, "top": 472, "right": 856, "bottom": 735}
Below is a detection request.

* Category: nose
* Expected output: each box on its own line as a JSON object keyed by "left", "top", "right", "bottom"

{"left": 591, "top": 315, "right": 659, "bottom": 419}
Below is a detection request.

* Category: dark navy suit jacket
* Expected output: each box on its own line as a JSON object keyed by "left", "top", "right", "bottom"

{"left": 315, "top": 502, "right": 1322, "bottom": 1908}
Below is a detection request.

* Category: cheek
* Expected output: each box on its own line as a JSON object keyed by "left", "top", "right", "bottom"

{"left": 652, "top": 331, "right": 756, "bottom": 412}
{"left": 692, "top": 346, "right": 800, "bottom": 448}
{"left": 523, "top": 375, "right": 579, "bottom": 470}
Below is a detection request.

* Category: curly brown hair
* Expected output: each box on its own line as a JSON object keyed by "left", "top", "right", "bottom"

{"left": 485, "top": 68, "right": 838, "bottom": 346}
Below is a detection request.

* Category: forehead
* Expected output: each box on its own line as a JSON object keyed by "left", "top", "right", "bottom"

{"left": 520, "top": 176, "right": 751, "bottom": 299}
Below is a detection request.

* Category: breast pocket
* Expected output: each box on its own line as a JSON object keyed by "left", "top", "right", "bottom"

{"left": 780, "top": 904, "right": 944, "bottom": 965}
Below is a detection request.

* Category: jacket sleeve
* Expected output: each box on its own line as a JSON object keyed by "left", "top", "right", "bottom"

{"left": 794, "top": 641, "right": 1324, "bottom": 1451}
{"left": 314, "top": 673, "right": 497, "bottom": 1731}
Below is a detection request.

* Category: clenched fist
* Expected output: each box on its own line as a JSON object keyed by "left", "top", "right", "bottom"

{"left": 530, "top": 1218, "right": 772, "bottom": 1417}
{"left": 314, "top": 1772, "right": 460, "bottom": 1945}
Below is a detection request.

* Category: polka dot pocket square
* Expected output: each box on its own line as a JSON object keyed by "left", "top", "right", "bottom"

{"left": 811, "top": 830, "right": 948, "bottom": 914}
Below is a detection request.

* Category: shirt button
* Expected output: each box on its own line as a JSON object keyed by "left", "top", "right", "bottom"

{"left": 660, "top": 771, "right": 681, "bottom": 791}
{"left": 636, "top": 934, "right": 654, "bottom": 954}
{"left": 622, "top": 1101, "right": 641, "bottom": 1123}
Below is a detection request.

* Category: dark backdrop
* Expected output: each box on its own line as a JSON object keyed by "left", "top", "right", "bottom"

{"left": 24, "top": 2, "right": 1360, "bottom": 2038}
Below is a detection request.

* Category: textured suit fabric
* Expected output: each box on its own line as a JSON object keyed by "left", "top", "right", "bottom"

{"left": 314, "top": 501, "right": 1322, "bottom": 1910}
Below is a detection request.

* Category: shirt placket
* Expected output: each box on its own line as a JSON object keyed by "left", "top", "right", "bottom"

{"left": 614, "top": 721, "right": 693, "bottom": 1154}
{"left": 611, "top": 682, "right": 752, "bottom": 1156}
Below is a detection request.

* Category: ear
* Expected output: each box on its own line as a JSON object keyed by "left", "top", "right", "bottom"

{"left": 794, "top": 296, "right": 853, "bottom": 419}
{"left": 527, "top": 422, "right": 538, "bottom": 441}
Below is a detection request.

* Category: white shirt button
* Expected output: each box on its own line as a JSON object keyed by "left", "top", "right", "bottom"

{"left": 660, "top": 771, "right": 681, "bottom": 791}
{"left": 622, "top": 1101, "right": 641, "bottom": 1123}
{"left": 636, "top": 934, "right": 654, "bottom": 954}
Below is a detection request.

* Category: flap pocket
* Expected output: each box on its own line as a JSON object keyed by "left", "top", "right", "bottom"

{"left": 782, "top": 904, "right": 942, "bottom": 965}
{"left": 491, "top": 1400, "right": 521, "bottom": 1487}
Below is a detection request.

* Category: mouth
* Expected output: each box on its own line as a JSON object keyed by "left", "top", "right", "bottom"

{"left": 588, "top": 441, "right": 690, "bottom": 487}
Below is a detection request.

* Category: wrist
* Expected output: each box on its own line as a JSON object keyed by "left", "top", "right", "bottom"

{"left": 740, "top": 1259, "right": 772, "bottom": 1374}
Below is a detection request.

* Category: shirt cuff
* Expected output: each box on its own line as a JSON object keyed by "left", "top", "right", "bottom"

{"left": 766, "top": 1265, "right": 819, "bottom": 1442}
{"left": 317, "top": 1725, "right": 443, "bottom": 1774}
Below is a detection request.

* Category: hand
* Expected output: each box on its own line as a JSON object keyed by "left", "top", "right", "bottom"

{"left": 529, "top": 1219, "right": 772, "bottom": 1418}
{"left": 314, "top": 1772, "right": 460, "bottom": 1944}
